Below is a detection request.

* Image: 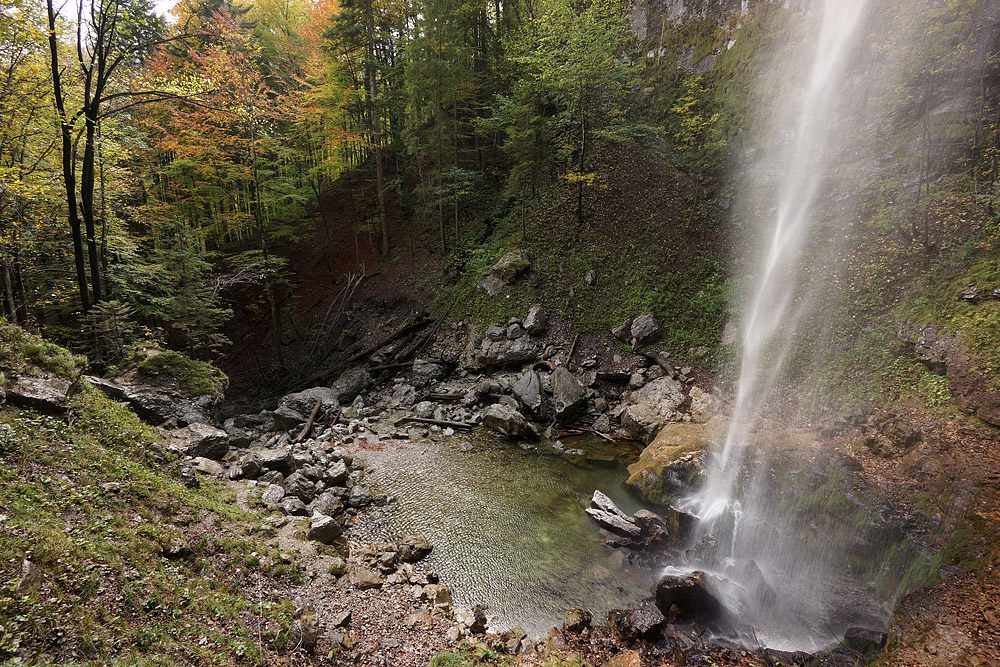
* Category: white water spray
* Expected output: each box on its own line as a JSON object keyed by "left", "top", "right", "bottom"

{"left": 675, "top": 0, "right": 880, "bottom": 650}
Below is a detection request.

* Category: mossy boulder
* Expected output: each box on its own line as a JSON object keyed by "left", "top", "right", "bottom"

{"left": 626, "top": 418, "right": 724, "bottom": 504}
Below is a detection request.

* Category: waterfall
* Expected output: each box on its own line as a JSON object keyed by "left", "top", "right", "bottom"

{"left": 674, "top": 0, "right": 881, "bottom": 651}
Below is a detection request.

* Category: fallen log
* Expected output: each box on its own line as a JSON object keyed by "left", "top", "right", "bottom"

{"left": 294, "top": 399, "right": 323, "bottom": 442}
{"left": 641, "top": 351, "right": 676, "bottom": 376}
{"left": 299, "top": 315, "right": 434, "bottom": 387}
{"left": 394, "top": 417, "right": 474, "bottom": 430}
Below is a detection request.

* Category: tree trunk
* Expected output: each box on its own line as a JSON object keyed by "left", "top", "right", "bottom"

{"left": 364, "top": 0, "right": 389, "bottom": 259}
{"left": 47, "top": 0, "right": 90, "bottom": 312}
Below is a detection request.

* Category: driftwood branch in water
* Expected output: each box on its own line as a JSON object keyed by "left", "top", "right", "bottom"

{"left": 394, "top": 416, "right": 474, "bottom": 430}
{"left": 559, "top": 428, "right": 640, "bottom": 444}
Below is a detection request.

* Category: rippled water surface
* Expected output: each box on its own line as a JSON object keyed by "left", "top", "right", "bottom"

{"left": 353, "top": 431, "right": 656, "bottom": 635}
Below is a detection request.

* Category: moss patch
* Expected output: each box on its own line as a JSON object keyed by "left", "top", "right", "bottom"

{"left": 136, "top": 350, "right": 228, "bottom": 398}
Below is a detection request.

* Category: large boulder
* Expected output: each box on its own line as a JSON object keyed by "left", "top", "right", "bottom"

{"left": 479, "top": 250, "right": 531, "bottom": 295}
{"left": 621, "top": 377, "right": 686, "bottom": 442}
{"left": 85, "top": 375, "right": 213, "bottom": 426}
{"left": 307, "top": 512, "right": 343, "bottom": 544}
{"left": 512, "top": 370, "right": 546, "bottom": 420}
{"left": 410, "top": 359, "right": 445, "bottom": 387}
{"left": 398, "top": 535, "right": 433, "bottom": 563}
{"left": 6, "top": 375, "right": 71, "bottom": 414}
{"left": 273, "top": 387, "right": 339, "bottom": 430}
{"left": 689, "top": 387, "right": 721, "bottom": 423}
{"left": 253, "top": 447, "right": 295, "bottom": 476}
{"left": 165, "top": 422, "right": 230, "bottom": 459}
{"left": 654, "top": 570, "right": 732, "bottom": 628}
{"left": 551, "top": 367, "right": 586, "bottom": 423}
{"left": 482, "top": 404, "right": 531, "bottom": 439}
{"left": 523, "top": 306, "right": 548, "bottom": 335}
{"left": 331, "top": 368, "right": 372, "bottom": 403}
{"left": 625, "top": 420, "right": 720, "bottom": 504}
{"left": 476, "top": 337, "right": 541, "bottom": 369}
{"left": 630, "top": 314, "right": 662, "bottom": 347}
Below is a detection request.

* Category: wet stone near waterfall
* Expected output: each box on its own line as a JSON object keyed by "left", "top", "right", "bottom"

{"left": 654, "top": 570, "right": 731, "bottom": 629}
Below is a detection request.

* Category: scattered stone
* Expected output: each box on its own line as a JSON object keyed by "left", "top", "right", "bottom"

{"left": 254, "top": 447, "right": 295, "bottom": 476}
{"left": 307, "top": 512, "right": 342, "bottom": 544}
{"left": 273, "top": 387, "right": 339, "bottom": 430}
{"left": 278, "top": 496, "right": 307, "bottom": 516}
{"left": 411, "top": 359, "right": 445, "bottom": 386}
{"left": 689, "top": 387, "right": 720, "bottom": 424}
{"left": 167, "top": 422, "right": 230, "bottom": 460}
{"left": 332, "top": 368, "right": 372, "bottom": 402}
{"left": 482, "top": 403, "right": 532, "bottom": 439}
{"left": 603, "top": 650, "right": 642, "bottom": 667}
{"left": 592, "top": 413, "right": 611, "bottom": 433}
{"left": 612, "top": 319, "right": 634, "bottom": 343}
{"left": 446, "top": 625, "right": 463, "bottom": 643}
{"left": 608, "top": 604, "right": 667, "bottom": 643}
{"left": 328, "top": 557, "right": 348, "bottom": 576}
{"left": 842, "top": 627, "right": 888, "bottom": 654}
{"left": 630, "top": 314, "right": 662, "bottom": 347}
{"left": 283, "top": 472, "right": 316, "bottom": 502}
{"left": 552, "top": 366, "right": 586, "bottom": 423}
{"left": 7, "top": 376, "right": 70, "bottom": 414}
{"left": 16, "top": 559, "right": 43, "bottom": 593}
{"left": 506, "top": 625, "right": 527, "bottom": 653}
{"left": 476, "top": 336, "right": 541, "bottom": 368}
{"left": 191, "top": 457, "right": 225, "bottom": 476}
{"left": 349, "top": 565, "right": 383, "bottom": 589}
{"left": 398, "top": 535, "right": 433, "bottom": 563}
{"left": 331, "top": 610, "right": 352, "bottom": 628}
{"left": 524, "top": 306, "right": 548, "bottom": 334}
{"left": 564, "top": 608, "right": 592, "bottom": 632}
{"left": 406, "top": 609, "right": 433, "bottom": 627}
{"left": 513, "top": 370, "right": 546, "bottom": 420}
{"left": 423, "top": 583, "right": 452, "bottom": 608}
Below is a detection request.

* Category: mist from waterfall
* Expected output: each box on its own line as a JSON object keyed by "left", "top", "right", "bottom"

{"left": 674, "top": 0, "right": 895, "bottom": 651}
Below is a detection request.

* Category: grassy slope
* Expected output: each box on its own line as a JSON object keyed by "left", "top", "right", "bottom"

{"left": 0, "top": 325, "right": 302, "bottom": 665}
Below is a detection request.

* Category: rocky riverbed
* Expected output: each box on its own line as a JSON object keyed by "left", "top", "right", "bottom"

{"left": 4, "top": 305, "right": 988, "bottom": 666}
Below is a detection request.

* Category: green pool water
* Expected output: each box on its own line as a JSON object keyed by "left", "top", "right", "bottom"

{"left": 352, "top": 431, "right": 656, "bottom": 635}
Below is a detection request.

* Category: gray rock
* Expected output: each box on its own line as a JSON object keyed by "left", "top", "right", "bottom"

{"left": 254, "top": 447, "right": 295, "bottom": 475}
{"left": 507, "top": 323, "right": 524, "bottom": 339}
{"left": 283, "top": 472, "right": 316, "bottom": 502}
{"left": 479, "top": 274, "right": 506, "bottom": 296}
{"left": 307, "top": 512, "right": 342, "bottom": 544}
{"left": 349, "top": 565, "right": 383, "bottom": 589}
{"left": 84, "top": 375, "right": 213, "bottom": 426}
{"left": 414, "top": 401, "right": 436, "bottom": 418}
{"left": 489, "top": 250, "right": 531, "bottom": 284}
{"left": 524, "top": 306, "right": 548, "bottom": 335}
{"left": 621, "top": 404, "right": 662, "bottom": 444}
{"left": 388, "top": 383, "right": 417, "bottom": 408}
{"left": 423, "top": 583, "right": 452, "bottom": 608}
{"left": 347, "top": 485, "right": 371, "bottom": 508}
{"left": 410, "top": 359, "right": 445, "bottom": 387}
{"left": 486, "top": 325, "right": 506, "bottom": 341}
{"left": 261, "top": 484, "right": 285, "bottom": 505}
{"left": 331, "top": 368, "right": 372, "bottom": 402}
{"left": 551, "top": 367, "right": 586, "bottom": 423}
{"left": 512, "top": 370, "right": 546, "bottom": 420}
{"left": 592, "top": 414, "right": 611, "bottom": 433}
{"left": 278, "top": 496, "right": 307, "bottom": 515}
{"left": 167, "top": 423, "right": 230, "bottom": 460}
{"left": 274, "top": 387, "right": 339, "bottom": 430}
{"left": 398, "top": 535, "right": 433, "bottom": 563}
{"left": 476, "top": 336, "right": 541, "bottom": 369}
{"left": 191, "top": 457, "right": 225, "bottom": 476}
{"left": 7, "top": 375, "right": 70, "bottom": 414}
{"left": 482, "top": 404, "right": 531, "bottom": 439}
{"left": 310, "top": 489, "right": 345, "bottom": 517}
{"left": 612, "top": 319, "right": 634, "bottom": 343}
{"left": 689, "top": 387, "right": 720, "bottom": 423}
{"left": 324, "top": 460, "right": 349, "bottom": 485}
{"left": 631, "top": 314, "right": 662, "bottom": 346}
{"left": 584, "top": 269, "right": 596, "bottom": 286}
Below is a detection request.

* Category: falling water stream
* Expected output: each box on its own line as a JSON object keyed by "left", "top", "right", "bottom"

{"left": 673, "top": 0, "right": 898, "bottom": 652}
